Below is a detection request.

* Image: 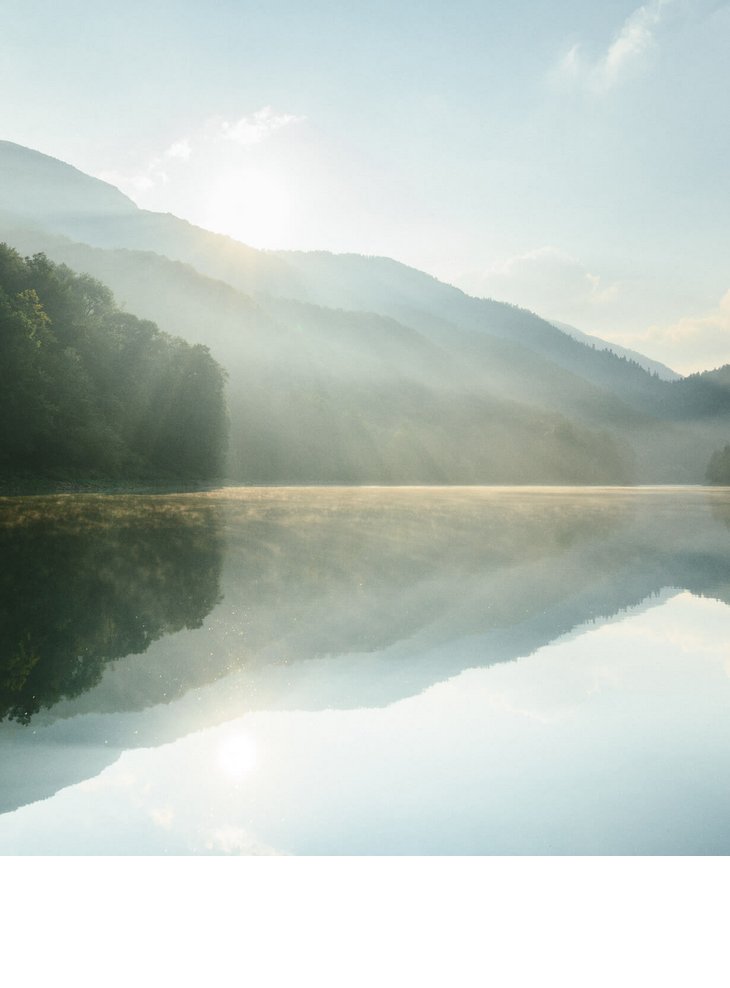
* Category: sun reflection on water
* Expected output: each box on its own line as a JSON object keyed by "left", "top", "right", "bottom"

{"left": 217, "top": 733, "right": 258, "bottom": 780}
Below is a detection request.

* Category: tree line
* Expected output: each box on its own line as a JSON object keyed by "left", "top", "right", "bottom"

{"left": 0, "top": 244, "right": 227, "bottom": 486}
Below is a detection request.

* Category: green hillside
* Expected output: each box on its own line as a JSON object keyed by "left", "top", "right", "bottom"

{"left": 0, "top": 243, "right": 227, "bottom": 488}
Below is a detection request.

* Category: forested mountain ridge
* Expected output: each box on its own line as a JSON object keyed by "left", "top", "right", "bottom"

{"left": 0, "top": 243, "right": 227, "bottom": 486}
{"left": 2, "top": 139, "right": 729, "bottom": 484}
{"left": 549, "top": 319, "right": 680, "bottom": 382}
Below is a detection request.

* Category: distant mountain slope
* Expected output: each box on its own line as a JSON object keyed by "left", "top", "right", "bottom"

{"left": 0, "top": 141, "right": 136, "bottom": 223}
{"left": 550, "top": 319, "right": 681, "bottom": 382}
{"left": 1, "top": 139, "right": 728, "bottom": 484}
{"left": 0, "top": 143, "right": 667, "bottom": 401}
{"left": 2, "top": 225, "right": 640, "bottom": 482}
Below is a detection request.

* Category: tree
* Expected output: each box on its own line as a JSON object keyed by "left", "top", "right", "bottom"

{"left": 706, "top": 445, "right": 730, "bottom": 485}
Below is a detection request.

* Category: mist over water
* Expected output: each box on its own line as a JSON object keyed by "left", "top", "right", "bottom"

{"left": 1, "top": 486, "right": 729, "bottom": 854}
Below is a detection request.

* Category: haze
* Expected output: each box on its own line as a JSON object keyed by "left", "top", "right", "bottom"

{"left": 2, "top": 0, "right": 729, "bottom": 372}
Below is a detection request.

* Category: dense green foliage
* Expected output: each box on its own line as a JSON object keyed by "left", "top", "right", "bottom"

{"left": 0, "top": 243, "right": 227, "bottom": 484}
{"left": 706, "top": 444, "right": 730, "bottom": 484}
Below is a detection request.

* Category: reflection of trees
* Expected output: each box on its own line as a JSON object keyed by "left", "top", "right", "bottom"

{"left": 0, "top": 495, "right": 223, "bottom": 724}
{"left": 708, "top": 492, "right": 730, "bottom": 530}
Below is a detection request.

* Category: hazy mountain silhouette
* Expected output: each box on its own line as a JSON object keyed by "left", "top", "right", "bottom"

{"left": 549, "top": 319, "right": 681, "bottom": 382}
{"left": 1, "top": 140, "right": 729, "bottom": 483}
{"left": 0, "top": 141, "right": 136, "bottom": 223}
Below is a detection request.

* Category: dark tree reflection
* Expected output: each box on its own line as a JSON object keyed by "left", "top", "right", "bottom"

{"left": 0, "top": 495, "right": 223, "bottom": 723}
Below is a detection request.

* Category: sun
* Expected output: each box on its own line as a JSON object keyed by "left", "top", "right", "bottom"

{"left": 201, "top": 165, "right": 294, "bottom": 249}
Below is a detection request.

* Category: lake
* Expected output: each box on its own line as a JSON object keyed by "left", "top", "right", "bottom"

{"left": 1, "top": 486, "right": 729, "bottom": 854}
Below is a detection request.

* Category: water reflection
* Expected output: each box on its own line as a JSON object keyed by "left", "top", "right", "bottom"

{"left": 5, "top": 486, "right": 730, "bottom": 724}
{"left": 0, "top": 495, "right": 223, "bottom": 724}
{"left": 1, "top": 487, "right": 730, "bottom": 852}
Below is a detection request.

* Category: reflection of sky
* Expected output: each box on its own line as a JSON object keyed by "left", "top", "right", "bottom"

{"left": 1, "top": 591, "right": 729, "bottom": 855}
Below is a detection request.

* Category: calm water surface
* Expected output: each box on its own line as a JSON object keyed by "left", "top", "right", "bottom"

{"left": 1, "top": 486, "right": 729, "bottom": 854}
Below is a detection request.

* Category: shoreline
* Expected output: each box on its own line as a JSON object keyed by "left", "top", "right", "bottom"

{"left": 1, "top": 480, "right": 727, "bottom": 498}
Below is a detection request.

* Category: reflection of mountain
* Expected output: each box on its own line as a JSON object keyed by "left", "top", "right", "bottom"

{"left": 80, "top": 488, "right": 730, "bottom": 690}
{"left": 3, "top": 488, "right": 730, "bottom": 818}
{"left": 0, "top": 495, "right": 223, "bottom": 724}
{"left": 3, "top": 141, "right": 730, "bottom": 483}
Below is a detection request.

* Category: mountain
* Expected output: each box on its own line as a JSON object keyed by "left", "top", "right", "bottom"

{"left": 1, "top": 139, "right": 729, "bottom": 484}
{"left": 0, "top": 140, "right": 136, "bottom": 224}
{"left": 549, "top": 319, "right": 681, "bottom": 382}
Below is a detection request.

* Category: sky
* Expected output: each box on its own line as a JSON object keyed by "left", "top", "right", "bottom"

{"left": 1, "top": 0, "right": 729, "bottom": 371}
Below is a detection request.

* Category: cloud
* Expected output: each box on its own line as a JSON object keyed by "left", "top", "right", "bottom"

{"left": 99, "top": 145, "right": 180, "bottom": 194}
{"left": 554, "top": 0, "right": 675, "bottom": 92}
{"left": 458, "top": 246, "right": 620, "bottom": 317}
{"left": 202, "top": 825, "right": 282, "bottom": 856}
{"left": 150, "top": 806, "right": 175, "bottom": 829}
{"left": 602, "top": 0, "right": 670, "bottom": 85}
{"left": 165, "top": 138, "right": 192, "bottom": 160}
{"left": 99, "top": 106, "right": 304, "bottom": 198}
{"left": 460, "top": 249, "right": 730, "bottom": 375}
{"left": 459, "top": 248, "right": 730, "bottom": 375}
{"left": 98, "top": 164, "right": 166, "bottom": 193}
{"left": 217, "top": 106, "right": 305, "bottom": 146}
{"left": 632, "top": 290, "right": 730, "bottom": 373}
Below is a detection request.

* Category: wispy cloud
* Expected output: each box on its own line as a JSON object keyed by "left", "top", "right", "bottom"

{"left": 218, "top": 106, "right": 305, "bottom": 146}
{"left": 459, "top": 246, "right": 620, "bottom": 315}
{"left": 554, "top": 0, "right": 675, "bottom": 92}
{"left": 633, "top": 290, "right": 730, "bottom": 372}
{"left": 99, "top": 106, "right": 305, "bottom": 197}
{"left": 602, "top": 0, "right": 671, "bottom": 85}
{"left": 165, "top": 138, "right": 192, "bottom": 160}
{"left": 99, "top": 138, "right": 189, "bottom": 193}
{"left": 202, "top": 825, "right": 282, "bottom": 856}
{"left": 493, "top": 246, "right": 619, "bottom": 302}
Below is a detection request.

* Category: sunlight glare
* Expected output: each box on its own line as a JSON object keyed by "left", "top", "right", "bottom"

{"left": 217, "top": 732, "right": 258, "bottom": 780}
{"left": 202, "top": 167, "right": 293, "bottom": 248}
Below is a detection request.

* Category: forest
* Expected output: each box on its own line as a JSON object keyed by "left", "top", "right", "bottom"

{"left": 0, "top": 243, "right": 228, "bottom": 487}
